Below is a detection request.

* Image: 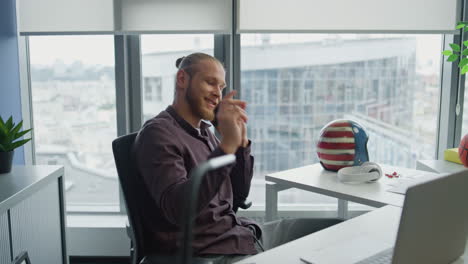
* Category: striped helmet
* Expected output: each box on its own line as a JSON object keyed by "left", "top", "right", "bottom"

{"left": 316, "top": 119, "right": 369, "bottom": 171}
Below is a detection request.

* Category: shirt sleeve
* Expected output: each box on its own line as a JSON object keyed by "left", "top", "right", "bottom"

{"left": 134, "top": 124, "right": 235, "bottom": 226}
{"left": 229, "top": 140, "right": 254, "bottom": 210}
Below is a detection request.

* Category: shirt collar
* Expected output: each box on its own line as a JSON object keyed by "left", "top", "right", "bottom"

{"left": 166, "top": 106, "right": 212, "bottom": 137}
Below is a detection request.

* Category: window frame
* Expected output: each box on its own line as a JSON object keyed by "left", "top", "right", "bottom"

{"left": 19, "top": 32, "right": 465, "bottom": 211}
{"left": 16, "top": 0, "right": 468, "bottom": 255}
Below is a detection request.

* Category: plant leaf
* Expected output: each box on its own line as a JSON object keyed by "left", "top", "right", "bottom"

{"left": 4, "top": 132, "right": 14, "bottom": 148}
{"left": 5, "top": 117, "right": 13, "bottom": 131}
{"left": 451, "top": 43, "right": 461, "bottom": 52}
{"left": 460, "top": 58, "right": 468, "bottom": 68}
{"left": 0, "top": 143, "right": 6, "bottom": 152}
{"left": 457, "top": 24, "right": 466, "bottom": 29}
{"left": 462, "top": 49, "right": 468, "bottom": 56}
{"left": 0, "top": 117, "right": 5, "bottom": 141}
{"left": 12, "top": 129, "right": 32, "bottom": 141}
{"left": 448, "top": 54, "right": 459, "bottom": 62}
{"left": 443, "top": 50, "right": 453, "bottom": 56}
{"left": 462, "top": 64, "right": 468, "bottom": 75}
{"left": 10, "top": 121, "right": 23, "bottom": 138}
{"left": 464, "top": 41, "right": 468, "bottom": 47}
{"left": 0, "top": 124, "right": 7, "bottom": 143}
{"left": 7, "top": 138, "right": 31, "bottom": 151}
{"left": 459, "top": 58, "right": 468, "bottom": 68}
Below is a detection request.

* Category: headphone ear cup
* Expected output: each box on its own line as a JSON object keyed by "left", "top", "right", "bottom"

{"left": 337, "top": 163, "right": 382, "bottom": 183}
{"left": 366, "top": 163, "right": 382, "bottom": 181}
{"left": 364, "top": 171, "right": 380, "bottom": 182}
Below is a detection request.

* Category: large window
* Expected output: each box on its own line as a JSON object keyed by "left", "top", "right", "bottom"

{"left": 141, "top": 35, "right": 214, "bottom": 121}
{"left": 241, "top": 34, "right": 443, "bottom": 207}
{"left": 29, "top": 36, "right": 118, "bottom": 211}
{"left": 25, "top": 33, "right": 446, "bottom": 211}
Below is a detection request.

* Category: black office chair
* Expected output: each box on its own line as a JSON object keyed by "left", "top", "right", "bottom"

{"left": 112, "top": 133, "right": 251, "bottom": 264}
{"left": 113, "top": 133, "right": 181, "bottom": 264}
{"left": 112, "top": 132, "right": 147, "bottom": 264}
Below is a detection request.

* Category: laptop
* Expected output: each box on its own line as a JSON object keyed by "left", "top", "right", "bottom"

{"left": 302, "top": 169, "right": 468, "bottom": 264}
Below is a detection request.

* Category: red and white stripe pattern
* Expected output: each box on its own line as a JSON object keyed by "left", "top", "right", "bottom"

{"left": 317, "top": 121, "right": 356, "bottom": 171}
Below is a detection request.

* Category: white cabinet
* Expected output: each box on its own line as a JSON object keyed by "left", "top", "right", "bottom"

{"left": 0, "top": 166, "right": 67, "bottom": 264}
{"left": 0, "top": 212, "right": 10, "bottom": 264}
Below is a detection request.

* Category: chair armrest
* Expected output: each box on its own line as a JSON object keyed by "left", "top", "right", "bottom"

{"left": 234, "top": 200, "right": 252, "bottom": 212}
{"left": 239, "top": 200, "right": 252, "bottom": 210}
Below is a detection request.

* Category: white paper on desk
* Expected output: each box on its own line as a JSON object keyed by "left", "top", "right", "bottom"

{"left": 386, "top": 173, "right": 445, "bottom": 195}
{"left": 386, "top": 183, "right": 410, "bottom": 194}
{"left": 299, "top": 235, "right": 392, "bottom": 264}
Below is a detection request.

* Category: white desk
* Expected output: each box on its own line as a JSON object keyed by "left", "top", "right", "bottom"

{"left": 416, "top": 159, "right": 466, "bottom": 174}
{"left": 265, "top": 163, "right": 436, "bottom": 221}
{"left": 237, "top": 205, "right": 468, "bottom": 264}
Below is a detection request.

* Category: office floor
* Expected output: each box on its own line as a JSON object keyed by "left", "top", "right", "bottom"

{"left": 70, "top": 257, "right": 130, "bottom": 264}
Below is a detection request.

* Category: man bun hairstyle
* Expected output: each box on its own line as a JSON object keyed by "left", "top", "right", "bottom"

{"left": 175, "top": 52, "right": 223, "bottom": 77}
{"left": 175, "top": 56, "right": 186, "bottom": 68}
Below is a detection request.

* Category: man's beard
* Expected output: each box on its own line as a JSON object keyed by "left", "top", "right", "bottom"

{"left": 185, "top": 83, "right": 215, "bottom": 121}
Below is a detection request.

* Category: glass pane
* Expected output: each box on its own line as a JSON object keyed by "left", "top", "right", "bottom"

{"left": 141, "top": 35, "right": 214, "bottom": 122}
{"left": 29, "top": 36, "right": 118, "bottom": 211}
{"left": 241, "top": 34, "right": 442, "bottom": 207}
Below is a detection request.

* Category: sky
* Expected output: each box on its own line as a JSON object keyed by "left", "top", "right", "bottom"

{"left": 29, "top": 34, "right": 442, "bottom": 69}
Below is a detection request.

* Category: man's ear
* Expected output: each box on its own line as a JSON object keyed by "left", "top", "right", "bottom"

{"left": 176, "top": 70, "right": 189, "bottom": 90}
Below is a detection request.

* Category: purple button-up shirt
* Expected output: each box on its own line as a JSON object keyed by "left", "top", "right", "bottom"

{"left": 133, "top": 106, "right": 258, "bottom": 255}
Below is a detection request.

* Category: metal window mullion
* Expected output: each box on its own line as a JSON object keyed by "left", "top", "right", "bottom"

{"left": 127, "top": 35, "right": 143, "bottom": 132}
{"left": 454, "top": 0, "right": 468, "bottom": 144}
{"left": 115, "top": 35, "right": 131, "bottom": 137}
{"left": 214, "top": 0, "right": 240, "bottom": 96}
{"left": 232, "top": 34, "right": 241, "bottom": 96}
{"left": 213, "top": 0, "right": 238, "bottom": 137}
{"left": 18, "top": 36, "right": 36, "bottom": 165}
{"left": 437, "top": 34, "right": 461, "bottom": 159}
{"left": 214, "top": 35, "right": 232, "bottom": 93}
{"left": 437, "top": 0, "right": 467, "bottom": 158}
{"left": 114, "top": 35, "right": 129, "bottom": 213}
{"left": 115, "top": 35, "right": 143, "bottom": 213}
{"left": 455, "top": 62, "right": 466, "bottom": 143}
{"left": 214, "top": 0, "right": 241, "bottom": 95}
{"left": 232, "top": 0, "right": 241, "bottom": 97}
{"left": 115, "top": 35, "right": 142, "bottom": 136}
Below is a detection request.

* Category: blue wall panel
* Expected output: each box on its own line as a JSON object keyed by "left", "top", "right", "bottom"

{"left": 0, "top": 0, "right": 25, "bottom": 164}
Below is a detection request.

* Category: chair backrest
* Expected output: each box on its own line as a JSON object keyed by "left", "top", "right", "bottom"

{"left": 112, "top": 132, "right": 148, "bottom": 264}
{"left": 113, "top": 133, "right": 244, "bottom": 264}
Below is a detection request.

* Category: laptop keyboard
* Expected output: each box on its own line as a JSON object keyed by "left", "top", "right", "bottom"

{"left": 356, "top": 248, "right": 394, "bottom": 264}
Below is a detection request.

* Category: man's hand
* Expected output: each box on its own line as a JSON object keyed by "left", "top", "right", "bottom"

{"left": 216, "top": 90, "right": 248, "bottom": 154}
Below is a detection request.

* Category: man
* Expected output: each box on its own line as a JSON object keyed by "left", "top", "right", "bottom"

{"left": 133, "top": 53, "right": 340, "bottom": 263}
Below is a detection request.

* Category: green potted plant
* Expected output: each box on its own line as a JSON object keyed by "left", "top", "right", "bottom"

{"left": 0, "top": 116, "right": 32, "bottom": 174}
{"left": 442, "top": 22, "right": 468, "bottom": 74}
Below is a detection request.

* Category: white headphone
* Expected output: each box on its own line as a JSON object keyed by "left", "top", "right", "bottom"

{"left": 337, "top": 162, "right": 382, "bottom": 184}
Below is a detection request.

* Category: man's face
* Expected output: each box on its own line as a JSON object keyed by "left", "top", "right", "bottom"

{"left": 185, "top": 60, "right": 226, "bottom": 121}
